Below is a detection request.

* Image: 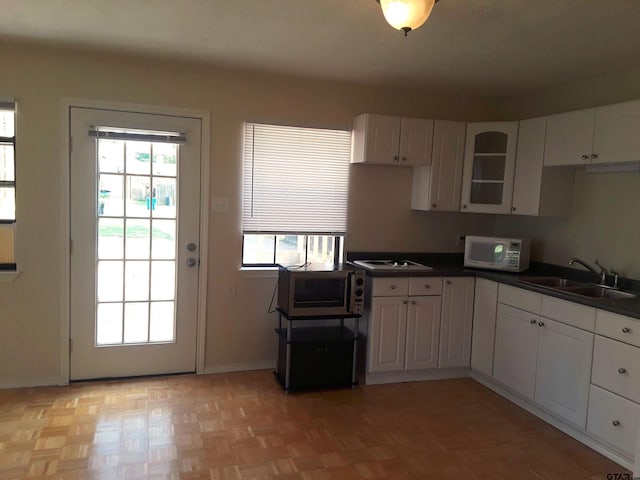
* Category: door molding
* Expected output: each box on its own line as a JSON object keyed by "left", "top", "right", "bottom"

{"left": 59, "top": 98, "right": 210, "bottom": 384}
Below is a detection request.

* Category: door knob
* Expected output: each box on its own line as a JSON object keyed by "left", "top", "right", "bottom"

{"left": 186, "top": 258, "right": 197, "bottom": 267}
{"left": 187, "top": 242, "right": 197, "bottom": 252}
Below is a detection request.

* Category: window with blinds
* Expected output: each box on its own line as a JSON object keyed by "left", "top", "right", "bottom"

{"left": 0, "top": 99, "right": 16, "bottom": 269}
{"left": 242, "top": 123, "right": 351, "bottom": 266}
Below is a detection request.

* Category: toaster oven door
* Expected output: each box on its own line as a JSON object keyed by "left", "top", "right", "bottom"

{"left": 290, "top": 274, "right": 349, "bottom": 315}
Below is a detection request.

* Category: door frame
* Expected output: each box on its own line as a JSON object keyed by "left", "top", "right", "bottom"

{"left": 59, "top": 98, "right": 210, "bottom": 384}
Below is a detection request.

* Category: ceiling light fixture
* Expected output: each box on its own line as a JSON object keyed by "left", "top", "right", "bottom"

{"left": 376, "top": 0, "right": 439, "bottom": 36}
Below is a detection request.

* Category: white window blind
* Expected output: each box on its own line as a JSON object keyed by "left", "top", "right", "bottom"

{"left": 242, "top": 123, "right": 351, "bottom": 234}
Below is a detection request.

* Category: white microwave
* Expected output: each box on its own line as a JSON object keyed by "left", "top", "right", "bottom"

{"left": 464, "top": 236, "right": 531, "bottom": 272}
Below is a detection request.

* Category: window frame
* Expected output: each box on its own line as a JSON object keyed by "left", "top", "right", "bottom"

{"left": 0, "top": 109, "right": 16, "bottom": 224}
{"left": 0, "top": 101, "right": 16, "bottom": 271}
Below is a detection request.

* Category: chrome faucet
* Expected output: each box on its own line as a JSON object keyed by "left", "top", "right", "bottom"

{"left": 568, "top": 257, "right": 608, "bottom": 285}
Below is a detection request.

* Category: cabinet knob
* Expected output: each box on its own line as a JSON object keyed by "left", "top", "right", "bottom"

{"left": 591, "top": 153, "right": 599, "bottom": 159}
{"left": 512, "top": 206, "right": 516, "bottom": 211}
{"left": 530, "top": 319, "right": 537, "bottom": 324}
{"left": 581, "top": 154, "right": 589, "bottom": 160}
{"left": 446, "top": 280, "right": 452, "bottom": 285}
{"left": 393, "top": 155, "right": 399, "bottom": 162}
{"left": 424, "top": 284, "right": 430, "bottom": 289}
{"left": 622, "top": 327, "right": 631, "bottom": 333}
{"left": 618, "top": 367, "right": 627, "bottom": 374}
{"left": 538, "top": 321, "right": 545, "bottom": 327}
{"left": 390, "top": 285, "right": 396, "bottom": 290}
{"left": 462, "top": 204, "right": 467, "bottom": 209}
{"left": 401, "top": 156, "right": 407, "bottom": 162}
{"left": 403, "top": 300, "right": 408, "bottom": 305}
{"left": 411, "top": 300, "right": 416, "bottom": 305}
{"left": 612, "top": 420, "right": 621, "bottom": 427}
{"left": 431, "top": 203, "right": 437, "bottom": 208}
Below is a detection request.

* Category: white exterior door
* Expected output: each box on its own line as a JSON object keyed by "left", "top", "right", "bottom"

{"left": 69, "top": 106, "right": 202, "bottom": 380}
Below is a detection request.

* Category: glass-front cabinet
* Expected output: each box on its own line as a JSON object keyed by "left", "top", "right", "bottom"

{"left": 460, "top": 122, "right": 519, "bottom": 214}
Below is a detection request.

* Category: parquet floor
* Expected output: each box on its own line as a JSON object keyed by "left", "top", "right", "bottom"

{"left": 0, "top": 371, "right": 630, "bottom": 479}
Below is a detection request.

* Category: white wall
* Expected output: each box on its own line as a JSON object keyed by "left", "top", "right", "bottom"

{"left": 0, "top": 40, "right": 498, "bottom": 386}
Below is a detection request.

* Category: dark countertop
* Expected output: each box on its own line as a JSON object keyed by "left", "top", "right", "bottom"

{"left": 346, "top": 253, "right": 640, "bottom": 321}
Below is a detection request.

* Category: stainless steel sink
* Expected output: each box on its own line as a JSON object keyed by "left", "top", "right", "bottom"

{"left": 520, "top": 277, "right": 587, "bottom": 288}
{"left": 559, "top": 286, "right": 638, "bottom": 299}
{"left": 519, "top": 276, "right": 638, "bottom": 300}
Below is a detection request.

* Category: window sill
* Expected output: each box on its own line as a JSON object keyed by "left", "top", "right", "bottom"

{"left": 239, "top": 267, "right": 278, "bottom": 278}
{"left": 0, "top": 271, "right": 21, "bottom": 282}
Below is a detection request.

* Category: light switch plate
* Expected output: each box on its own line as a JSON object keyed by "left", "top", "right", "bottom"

{"left": 211, "top": 197, "right": 229, "bottom": 212}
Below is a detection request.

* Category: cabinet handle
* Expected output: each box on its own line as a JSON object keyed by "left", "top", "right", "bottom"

{"left": 622, "top": 327, "right": 631, "bottom": 333}
{"left": 612, "top": 420, "right": 621, "bottom": 427}
{"left": 538, "top": 321, "right": 545, "bottom": 327}
{"left": 581, "top": 154, "right": 589, "bottom": 160}
{"left": 530, "top": 319, "right": 537, "bottom": 324}
{"left": 390, "top": 285, "right": 396, "bottom": 290}
{"left": 591, "top": 153, "right": 599, "bottom": 159}
{"left": 618, "top": 367, "right": 627, "bottom": 374}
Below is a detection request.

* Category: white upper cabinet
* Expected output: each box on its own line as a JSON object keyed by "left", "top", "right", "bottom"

{"left": 351, "top": 113, "right": 434, "bottom": 166}
{"left": 544, "top": 108, "right": 595, "bottom": 166}
{"left": 512, "top": 117, "right": 575, "bottom": 216}
{"left": 460, "top": 121, "right": 518, "bottom": 214}
{"left": 593, "top": 99, "right": 640, "bottom": 164}
{"left": 411, "top": 120, "right": 466, "bottom": 212}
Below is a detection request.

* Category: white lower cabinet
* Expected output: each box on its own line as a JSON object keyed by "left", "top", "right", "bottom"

{"left": 493, "top": 287, "right": 594, "bottom": 428}
{"left": 588, "top": 384, "right": 640, "bottom": 457}
{"left": 366, "top": 276, "right": 473, "bottom": 381}
{"left": 534, "top": 317, "right": 593, "bottom": 428}
{"left": 493, "top": 303, "right": 539, "bottom": 399}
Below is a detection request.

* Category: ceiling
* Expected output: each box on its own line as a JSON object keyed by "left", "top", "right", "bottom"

{"left": 1, "top": 0, "right": 640, "bottom": 97}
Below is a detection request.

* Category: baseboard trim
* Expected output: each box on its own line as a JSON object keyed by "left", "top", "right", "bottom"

{"left": 200, "top": 361, "right": 275, "bottom": 375}
{"left": 365, "top": 367, "right": 470, "bottom": 385}
{"left": 0, "top": 376, "right": 66, "bottom": 389}
{"left": 470, "top": 371, "right": 635, "bottom": 473}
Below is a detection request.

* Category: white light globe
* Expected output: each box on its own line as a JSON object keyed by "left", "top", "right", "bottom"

{"left": 380, "top": 0, "right": 435, "bottom": 33}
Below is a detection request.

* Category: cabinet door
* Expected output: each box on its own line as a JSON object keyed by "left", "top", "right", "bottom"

{"left": 493, "top": 304, "right": 539, "bottom": 399}
{"left": 593, "top": 99, "right": 640, "bottom": 164}
{"left": 534, "top": 318, "right": 594, "bottom": 428}
{"left": 439, "top": 277, "right": 475, "bottom": 368}
{"left": 512, "top": 117, "right": 545, "bottom": 216}
{"left": 398, "top": 117, "right": 434, "bottom": 167}
{"left": 368, "top": 297, "right": 407, "bottom": 373}
{"left": 405, "top": 296, "right": 441, "bottom": 370}
{"left": 471, "top": 278, "right": 498, "bottom": 377}
{"left": 460, "top": 122, "right": 518, "bottom": 214}
{"left": 430, "top": 120, "right": 466, "bottom": 211}
{"left": 544, "top": 108, "right": 595, "bottom": 166}
{"left": 351, "top": 114, "right": 401, "bottom": 165}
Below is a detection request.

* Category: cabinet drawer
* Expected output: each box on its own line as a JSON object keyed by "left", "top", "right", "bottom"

{"left": 408, "top": 277, "right": 442, "bottom": 296}
{"left": 541, "top": 295, "right": 596, "bottom": 331}
{"left": 498, "top": 284, "right": 541, "bottom": 314}
{"left": 372, "top": 277, "right": 409, "bottom": 297}
{"left": 592, "top": 335, "right": 640, "bottom": 403}
{"left": 587, "top": 384, "right": 639, "bottom": 457}
{"left": 596, "top": 310, "right": 640, "bottom": 347}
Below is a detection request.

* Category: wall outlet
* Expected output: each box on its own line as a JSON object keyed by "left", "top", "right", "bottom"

{"left": 212, "top": 197, "right": 229, "bottom": 212}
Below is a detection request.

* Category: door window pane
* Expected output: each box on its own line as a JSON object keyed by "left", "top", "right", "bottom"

{"left": 99, "top": 174, "right": 124, "bottom": 217}
{"left": 97, "top": 303, "right": 123, "bottom": 345}
{"left": 0, "top": 145, "right": 15, "bottom": 181}
{"left": 150, "top": 302, "right": 175, "bottom": 342}
{"left": 0, "top": 186, "right": 15, "bottom": 221}
{"left": 125, "top": 260, "right": 149, "bottom": 301}
{"left": 126, "top": 141, "right": 151, "bottom": 175}
{"left": 97, "top": 261, "right": 123, "bottom": 302}
{"left": 126, "top": 176, "right": 151, "bottom": 218}
{"left": 152, "top": 143, "right": 177, "bottom": 177}
{"left": 98, "top": 218, "right": 124, "bottom": 259}
{"left": 98, "top": 139, "right": 124, "bottom": 174}
{"left": 124, "top": 302, "right": 149, "bottom": 343}
{"left": 151, "top": 178, "right": 177, "bottom": 219}
{"left": 151, "top": 220, "right": 176, "bottom": 260}
{"left": 125, "top": 219, "right": 150, "bottom": 259}
{"left": 150, "top": 261, "right": 175, "bottom": 301}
